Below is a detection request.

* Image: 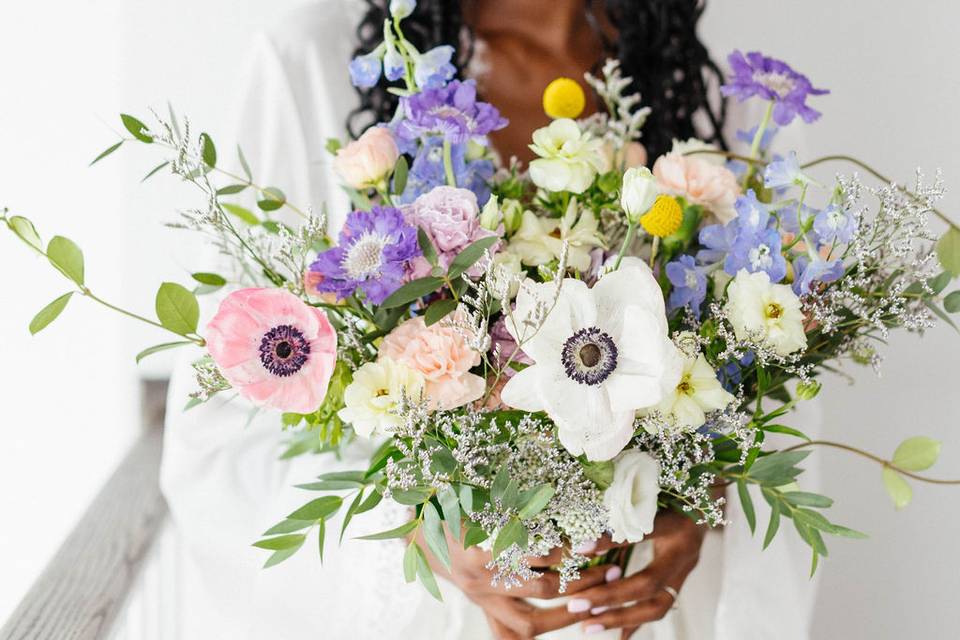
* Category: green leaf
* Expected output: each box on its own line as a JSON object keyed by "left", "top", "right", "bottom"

{"left": 737, "top": 480, "right": 756, "bottom": 534}
{"left": 135, "top": 340, "right": 192, "bottom": 364}
{"left": 222, "top": 203, "right": 260, "bottom": 225}
{"left": 936, "top": 227, "right": 960, "bottom": 278}
{"left": 325, "top": 138, "right": 342, "bottom": 155}
{"left": 793, "top": 508, "right": 836, "bottom": 533}
{"left": 257, "top": 186, "right": 286, "bottom": 211}
{"left": 200, "top": 132, "right": 217, "bottom": 167}
{"left": 490, "top": 466, "right": 510, "bottom": 501}
{"left": 447, "top": 236, "right": 499, "bottom": 280}
{"left": 90, "top": 140, "right": 123, "bottom": 166}
{"left": 317, "top": 518, "right": 326, "bottom": 563}
{"left": 782, "top": 491, "right": 834, "bottom": 508}
{"left": 191, "top": 272, "right": 227, "bottom": 286}
{"left": 120, "top": 114, "right": 152, "bottom": 143}
{"left": 29, "top": 293, "right": 73, "bottom": 335}
{"left": 928, "top": 271, "right": 952, "bottom": 296}
{"left": 155, "top": 282, "right": 200, "bottom": 335}
{"left": 237, "top": 145, "right": 253, "bottom": 182}
{"left": 417, "top": 227, "right": 438, "bottom": 266}
{"left": 762, "top": 496, "right": 781, "bottom": 550}
{"left": 761, "top": 424, "right": 811, "bottom": 441}
{"left": 47, "top": 236, "right": 84, "bottom": 285}
{"left": 355, "top": 489, "right": 383, "bottom": 514}
{"left": 216, "top": 183, "right": 247, "bottom": 196}
{"left": 424, "top": 298, "right": 457, "bottom": 326}
{"left": 945, "top": 291, "right": 960, "bottom": 313}
{"left": 463, "top": 526, "right": 489, "bottom": 549}
{"left": 340, "top": 489, "right": 366, "bottom": 543}
{"left": 747, "top": 450, "right": 810, "bottom": 484}
{"left": 253, "top": 533, "right": 306, "bottom": 550}
{"left": 892, "top": 436, "right": 941, "bottom": 472}
{"left": 393, "top": 155, "right": 409, "bottom": 195}
{"left": 318, "top": 470, "right": 368, "bottom": 483}
{"left": 141, "top": 161, "right": 169, "bottom": 182}
{"left": 356, "top": 519, "right": 419, "bottom": 541}
{"left": 263, "top": 545, "right": 302, "bottom": 568}
{"left": 415, "top": 544, "right": 443, "bottom": 601}
{"left": 517, "top": 485, "right": 555, "bottom": 520}
{"left": 392, "top": 487, "right": 433, "bottom": 505}
{"left": 492, "top": 518, "right": 527, "bottom": 559}
{"left": 438, "top": 485, "right": 462, "bottom": 543}
{"left": 403, "top": 542, "right": 418, "bottom": 583}
{"left": 263, "top": 519, "right": 313, "bottom": 536}
{"left": 581, "top": 459, "right": 615, "bottom": 490}
{"left": 288, "top": 496, "right": 342, "bottom": 521}
{"left": 422, "top": 503, "right": 451, "bottom": 570}
{"left": 381, "top": 276, "right": 443, "bottom": 309}
{"left": 296, "top": 480, "right": 365, "bottom": 491}
{"left": 830, "top": 524, "right": 868, "bottom": 540}
{"left": 8, "top": 216, "right": 42, "bottom": 250}
{"left": 924, "top": 299, "right": 960, "bottom": 335}
{"left": 458, "top": 485, "right": 475, "bottom": 515}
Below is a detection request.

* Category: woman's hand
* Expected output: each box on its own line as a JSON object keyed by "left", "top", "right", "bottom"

{"left": 415, "top": 528, "right": 621, "bottom": 639}
{"left": 562, "top": 511, "right": 706, "bottom": 639}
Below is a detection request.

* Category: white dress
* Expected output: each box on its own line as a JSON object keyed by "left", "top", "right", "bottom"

{"left": 160, "top": 2, "right": 821, "bottom": 638}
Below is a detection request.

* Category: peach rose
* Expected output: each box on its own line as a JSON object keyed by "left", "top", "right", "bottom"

{"left": 653, "top": 151, "right": 740, "bottom": 224}
{"left": 379, "top": 311, "right": 485, "bottom": 410}
{"left": 333, "top": 126, "right": 399, "bottom": 189}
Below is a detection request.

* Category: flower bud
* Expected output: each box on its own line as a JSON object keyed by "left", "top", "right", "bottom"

{"left": 389, "top": 0, "right": 416, "bottom": 19}
{"left": 796, "top": 380, "right": 821, "bottom": 401}
{"left": 501, "top": 198, "right": 523, "bottom": 235}
{"left": 479, "top": 195, "right": 501, "bottom": 231}
{"left": 620, "top": 167, "right": 658, "bottom": 224}
{"left": 332, "top": 127, "right": 400, "bottom": 190}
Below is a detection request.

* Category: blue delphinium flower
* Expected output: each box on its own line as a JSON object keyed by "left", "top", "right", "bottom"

{"left": 396, "top": 136, "right": 495, "bottom": 205}
{"left": 793, "top": 255, "right": 844, "bottom": 295}
{"left": 309, "top": 207, "right": 420, "bottom": 304}
{"left": 349, "top": 50, "right": 383, "bottom": 89}
{"left": 719, "top": 351, "right": 755, "bottom": 393}
{"left": 666, "top": 255, "right": 707, "bottom": 318}
{"left": 383, "top": 43, "right": 405, "bottom": 82}
{"left": 413, "top": 45, "right": 456, "bottom": 89}
{"left": 735, "top": 125, "right": 778, "bottom": 151}
{"left": 698, "top": 190, "right": 786, "bottom": 282}
{"left": 726, "top": 226, "right": 787, "bottom": 283}
{"left": 395, "top": 79, "right": 508, "bottom": 146}
{"left": 813, "top": 204, "right": 857, "bottom": 244}
{"left": 764, "top": 151, "right": 810, "bottom": 189}
{"left": 721, "top": 50, "right": 829, "bottom": 126}
{"left": 733, "top": 189, "right": 771, "bottom": 233}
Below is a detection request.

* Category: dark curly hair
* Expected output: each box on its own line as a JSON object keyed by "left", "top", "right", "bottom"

{"left": 348, "top": 0, "right": 727, "bottom": 162}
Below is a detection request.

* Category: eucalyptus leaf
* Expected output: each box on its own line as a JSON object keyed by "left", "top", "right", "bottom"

{"left": 438, "top": 485, "right": 462, "bottom": 543}
{"left": 29, "top": 292, "right": 73, "bottom": 335}
{"left": 393, "top": 155, "right": 409, "bottom": 195}
{"left": 253, "top": 534, "right": 306, "bottom": 551}
{"left": 936, "top": 227, "right": 960, "bottom": 278}
{"left": 263, "top": 519, "right": 313, "bottom": 536}
{"left": 120, "top": 114, "right": 152, "bottom": 143}
{"left": 492, "top": 518, "right": 527, "bottom": 559}
{"left": 8, "top": 216, "right": 42, "bottom": 250}
{"left": 447, "top": 236, "right": 499, "bottom": 280}
{"left": 403, "top": 542, "right": 418, "bottom": 583}
{"left": 200, "top": 132, "right": 217, "bottom": 167}
{"left": 517, "top": 485, "right": 555, "bottom": 520}
{"left": 415, "top": 544, "right": 443, "bottom": 601}
{"left": 222, "top": 203, "right": 260, "bottom": 225}
{"left": 258, "top": 186, "right": 286, "bottom": 211}
{"left": 141, "top": 161, "right": 169, "bottom": 182}
{"left": 892, "top": 436, "right": 941, "bottom": 472}
{"left": 155, "top": 282, "right": 200, "bottom": 335}
{"left": 356, "top": 519, "right": 419, "bottom": 541}
{"left": 782, "top": 491, "right": 834, "bottom": 508}
{"left": 317, "top": 518, "right": 326, "bottom": 563}
{"left": 945, "top": 291, "right": 960, "bottom": 313}
{"left": 47, "top": 236, "right": 84, "bottom": 285}
{"left": 296, "top": 480, "right": 364, "bottom": 491}
{"left": 762, "top": 497, "right": 780, "bottom": 550}
{"left": 216, "top": 183, "right": 247, "bottom": 196}
{"left": 263, "top": 546, "right": 302, "bottom": 568}
{"left": 191, "top": 272, "right": 227, "bottom": 286}
{"left": 422, "top": 503, "right": 451, "bottom": 570}
{"left": 424, "top": 298, "right": 457, "bottom": 326}
{"left": 135, "top": 340, "right": 192, "bottom": 364}
{"left": 90, "top": 140, "right": 123, "bottom": 166}
{"left": 381, "top": 276, "right": 443, "bottom": 309}
{"left": 340, "top": 489, "right": 366, "bottom": 543}
{"left": 737, "top": 480, "right": 756, "bottom": 534}
{"left": 355, "top": 489, "right": 383, "bottom": 514}
{"left": 417, "top": 227, "right": 438, "bottom": 266}
{"left": 490, "top": 466, "right": 510, "bottom": 501}
{"left": 463, "top": 526, "right": 489, "bottom": 549}
{"left": 392, "top": 487, "right": 433, "bottom": 505}
{"left": 288, "top": 496, "right": 342, "bottom": 521}
{"left": 882, "top": 466, "right": 912, "bottom": 509}
{"left": 237, "top": 144, "right": 253, "bottom": 181}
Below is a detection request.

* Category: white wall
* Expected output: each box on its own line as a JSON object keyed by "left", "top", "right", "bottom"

{"left": 0, "top": 0, "right": 957, "bottom": 637}
{"left": 700, "top": 1, "right": 960, "bottom": 638}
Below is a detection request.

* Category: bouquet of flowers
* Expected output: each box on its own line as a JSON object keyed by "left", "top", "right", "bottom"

{"left": 4, "top": 4, "right": 960, "bottom": 601}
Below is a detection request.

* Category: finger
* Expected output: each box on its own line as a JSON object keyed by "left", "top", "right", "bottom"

{"left": 581, "top": 591, "right": 675, "bottom": 633}
{"left": 621, "top": 626, "right": 640, "bottom": 640}
{"left": 474, "top": 594, "right": 593, "bottom": 638}
{"left": 589, "top": 533, "right": 633, "bottom": 557}
{"left": 566, "top": 550, "right": 696, "bottom": 609}
{"left": 526, "top": 545, "right": 566, "bottom": 567}
{"left": 483, "top": 611, "right": 527, "bottom": 640}
{"left": 477, "top": 563, "right": 612, "bottom": 599}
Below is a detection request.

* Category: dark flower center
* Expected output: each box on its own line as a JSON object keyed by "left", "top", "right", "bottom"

{"left": 561, "top": 326, "right": 618, "bottom": 386}
{"left": 259, "top": 325, "right": 311, "bottom": 377}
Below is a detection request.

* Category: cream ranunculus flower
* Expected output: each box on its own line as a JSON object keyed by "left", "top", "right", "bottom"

{"left": 506, "top": 199, "right": 603, "bottom": 272}
{"left": 603, "top": 450, "right": 660, "bottom": 543}
{"left": 725, "top": 269, "right": 807, "bottom": 356}
{"left": 528, "top": 118, "right": 608, "bottom": 194}
{"left": 338, "top": 358, "right": 425, "bottom": 438}
{"left": 500, "top": 258, "right": 683, "bottom": 461}
{"left": 654, "top": 350, "right": 735, "bottom": 430}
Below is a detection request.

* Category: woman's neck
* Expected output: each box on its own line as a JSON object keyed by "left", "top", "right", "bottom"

{"left": 466, "top": 0, "right": 594, "bottom": 53}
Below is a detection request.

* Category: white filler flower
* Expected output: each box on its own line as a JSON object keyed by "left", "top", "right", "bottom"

{"left": 501, "top": 258, "right": 682, "bottom": 460}
{"left": 603, "top": 450, "right": 660, "bottom": 543}
{"left": 528, "top": 118, "right": 608, "bottom": 194}
{"left": 725, "top": 269, "right": 807, "bottom": 356}
{"left": 654, "top": 350, "right": 735, "bottom": 430}
{"left": 338, "top": 358, "right": 425, "bottom": 438}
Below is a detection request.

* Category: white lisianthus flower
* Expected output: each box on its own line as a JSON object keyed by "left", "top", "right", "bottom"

{"left": 501, "top": 258, "right": 683, "bottom": 460}
{"left": 654, "top": 351, "right": 735, "bottom": 430}
{"left": 603, "top": 450, "right": 660, "bottom": 543}
{"left": 620, "top": 166, "right": 659, "bottom": 224}
{"left": 338, "top": 358, "right": 425, "bottom": 438}
{"left": 528, "top": 118, "right": 608, "bottom": 194}
{"left": 507, "top": 200, "right": 603, "bottom": 272}
{"left": 725, "top": 269, "right": 807, "bottom": 356}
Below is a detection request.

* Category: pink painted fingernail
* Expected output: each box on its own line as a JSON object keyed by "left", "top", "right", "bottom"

{"left": 574, "top": 539, "right": 597, "bottom": 554}
{"left": 567, "top": 598, "right": 591, "bottom": 613}
{"left": 605, "top": 566, "right": 622, "bottom": 582}
{"left": 590, "top": 606, "right": 609, "bottom": 615}
{"left": 585, "top": 624, "right": 605, "bottom": 634}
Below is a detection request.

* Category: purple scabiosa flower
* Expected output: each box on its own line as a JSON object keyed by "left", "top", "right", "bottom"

{"left": 396, "top": 135, "right": 494, "bottom": 205}
{"left": 309, "top": 207, "right": 420, "bottom": 305}
{"left": 413, "top": 45, "right": 456, "bottom": 89}
{"left": 395, "top": 80, "right": 508, "bottom": 146}
{"left": 666, "top": 255, "right": 707, "bottom": 318}
{"left": 721, "top": 50, "right": 829, "bottom": 126}
{"left": 349, "top": 51, "right": 382, "bottom": 89}
{"left": 813, "top": 204, "right": 857, "bottom": 244}
{"left": 793, "top": 255, "right": 844, "bottom": 295}
{"left": 764, "top": 151, "right": 810, "bottom": 189}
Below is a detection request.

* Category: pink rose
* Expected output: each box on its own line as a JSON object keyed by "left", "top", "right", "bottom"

{"left": 653, "top": 152, "right": 741, "bottom": 224}
{"left": 333, "top": 126, "right": 399, "bottom": 189}
{"left": 401, "top": 186, "right": 500, "bottom": 279}
{"left": 379, "top": 311, "right": 485, "bottom": 410}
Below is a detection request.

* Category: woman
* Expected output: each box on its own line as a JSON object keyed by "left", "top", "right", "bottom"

{"left": 161, "top": 1, "right": 820, "bottom": 638}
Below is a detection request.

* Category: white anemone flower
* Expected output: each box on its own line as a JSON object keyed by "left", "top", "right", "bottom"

{"left": 501, "top": 258, "right": 683, "bottom": 461}
{"left": 528, "top": 118, "right": 608, "bottom": 194}
{"left": 507, "top": 199, "right": 603, "bottom": 272}
{"left": 653, "top": 351, "right": 735, "bottom": 430}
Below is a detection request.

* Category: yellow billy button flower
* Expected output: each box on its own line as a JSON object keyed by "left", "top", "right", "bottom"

{"left": 640, "top": 195, "right": 683, "bottom": 237}
{"left": 542, "top": 77, "right": 586, "bottom": 119}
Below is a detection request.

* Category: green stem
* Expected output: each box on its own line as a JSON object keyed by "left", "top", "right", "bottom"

{"left": 648, "top": 235, "right": 660, "bottom": 269}
{"left": 742, "top": 101, "right": 775, "bottom": 188}
{"left": 613, "top": 221, "right": 637, "bottom": 270}
{"left": 780, "top": 440, "right": 960, "bottom": 485}
{"left": 442, "top": 139, "right": 457, "bottom": 187}
{"left": 82, "top": 286, "right": 204, "bottom": 345}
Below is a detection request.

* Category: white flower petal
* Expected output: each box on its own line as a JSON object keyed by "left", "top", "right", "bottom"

{"left": 499, "top": 364, "right": 547, "bottom": 412}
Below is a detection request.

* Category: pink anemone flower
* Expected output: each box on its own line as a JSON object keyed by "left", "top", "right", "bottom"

{"left": 206, "top": 288, "right": 337, "bottom": 413}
